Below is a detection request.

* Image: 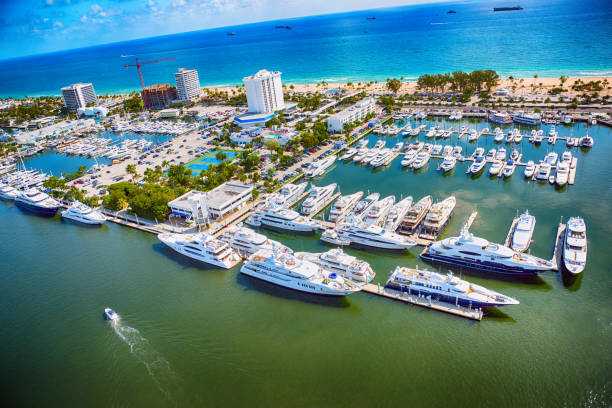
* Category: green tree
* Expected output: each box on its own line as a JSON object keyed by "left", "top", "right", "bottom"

{"left": 386, "top": 78, "right": 402, "bottom": 94}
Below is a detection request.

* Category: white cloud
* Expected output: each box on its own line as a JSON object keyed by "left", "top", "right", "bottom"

{"left": 90, "top": 4, "right": 103, "bottom": 14}
{"left": 45, "top": 0, "right": 54, "bottom": 5}
{"left": 53, "top": 21, "right": 64, "bottom": 29}
{"left": 147, "top": 0, "right": 155, "bottom": 6}
{"left": 80, "top": 15, "right": 87, "bottom": 23}
{"left": 172, "top": 0, "right": 186, "bottom": 7}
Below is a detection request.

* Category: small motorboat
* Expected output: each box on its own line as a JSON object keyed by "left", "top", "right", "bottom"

{"left": 104, "top": 308, "right": 119, "bottom": 321}
{"left": 523, "top": 160, "right": 536, "bottom": 178}
{"left": 548, "top": 175, "right": 555, "bottom": 184}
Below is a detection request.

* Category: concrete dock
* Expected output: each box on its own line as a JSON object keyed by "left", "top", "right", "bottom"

{"left": 550, "top": 220, "right": 566, "bottom": 272}
{"left": 503, "top": 215, "right": 520, "bottom": 247}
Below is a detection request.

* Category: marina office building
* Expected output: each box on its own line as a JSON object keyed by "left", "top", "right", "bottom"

{"left": 168, "top": 183, "right": 253, "bottom": 224}
{"left": 61, "top": 83, "right": 97, "bottom": 110}
{"left": 327, "top": 97, "right": 376, "bottom": 132}
{"left": 174, "top": 68, "right": 201, "bottom": 102}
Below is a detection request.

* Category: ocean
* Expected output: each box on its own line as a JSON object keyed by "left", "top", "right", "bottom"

{"left": 0, "top": 0, "right": 611, "bottom": 98}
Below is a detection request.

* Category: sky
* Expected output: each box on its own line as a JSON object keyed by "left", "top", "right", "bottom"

{"left": 0, "top": 0, "right": 450, "bottom": 59}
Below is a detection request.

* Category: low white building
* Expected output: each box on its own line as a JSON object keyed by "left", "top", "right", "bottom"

{"left": 158, "top": 108, "right": 180, "bottom": 118}
{"left": 168, "top": 183, "right": 253, "bottom": 224}
{"left": 327, "top": 97, "right": 376, "bottom": 132}
{"left": 77, "top": 106, "right": 109, "bottom": 117}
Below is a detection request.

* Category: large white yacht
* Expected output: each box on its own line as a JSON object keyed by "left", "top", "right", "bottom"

{"left": 439, "top": 155, "right": 457, "bottom": 172}
{"left": 513, "top": 111, "right": 542, "bottom": 126}
{"left": 399, "top": 195, "right": 432, "bottom": 234}
{"left": 411, "top": 151, "right": 430, "bottom": 169}
{"left": 328, "top": 191, "right": 363, "bottom": 223}
{"left": 563, "top": 217, "right": 587, "bottom": 274}
{"left": 383, "top": 196, "right": 413, "bottom": 231}
{"left": 272, "top": 182, "right": 308, "bottom": 208}
{"left": 386, "top": 267, "right": 520, "bottom": 308}
{"left": 510, "top": 210, "right": 535, "bottom": 252}
{"left": 420, "top": 196, "right": 455, "bottom": 237}
{"left": 219, "top": 225, "right": 291, "bottom": 257}
{"left": 536, "top": 163, "right": 551, "bottom": 180}
{"left": 246, "top": 207, "right": 320, "bottom": 233}
{"left": 0, "top": 184, "right": 20, "bottom": 200}
{"left": 294, "top": 248, "right": 375, "bottom": 283}
{"left": 347, "top": 192, "right": 379, "bottom": 222}
{"left": 555, "top": 162, "right": 570, "bottom": 186}
{"left": 15, "top": 188, "right": 60, "bottom": 217}
{"left": 304, "top": 155, "right": 336, "bottom": 178}
{"left": 489, "top": 111, "right": 512, "bottom": 124}
{"left": 300, "top": 183, "right": 336, "bottom": 216}
{"left": 370, "top": 148, "right": 394, "bottom": 167}
{"left": 363, "top": 195, "right": 395, "bottom": 226}
{"left": 422, "top": 230, "right": 553, "bottom": 276}
{"left": 61, "top": 201, "right": 107, "bottom": 225}
{"left": 333, "top": 222, "right": 417, "bottom": 250}
{"left": 158, "top": 232, "right": 242, "bottom": 269}
{"left": 240, "top": 249, "right": 361, "bottom": 296}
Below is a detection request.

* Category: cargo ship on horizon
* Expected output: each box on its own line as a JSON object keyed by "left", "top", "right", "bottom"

{"left": 493, "top": 5, "right": 523, "bottom": 12}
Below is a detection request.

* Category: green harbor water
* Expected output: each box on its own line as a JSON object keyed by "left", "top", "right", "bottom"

{"left": 1, "top": 119, "right": 611, "bottom": 407}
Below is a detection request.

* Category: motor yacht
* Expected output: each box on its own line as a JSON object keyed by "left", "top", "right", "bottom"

{"left": 219, "top": 225, "right": 291, "bottom": 258}
{"left": 420, "top": 196, "right": 455, "bottom": 237}
{"left": 328, "top": 191, "right": 363, "bottom": 222}
{"left": 510, "top": 149, "right": 520, "bottom": 161}
{"left": 561, "top": 151, "right": 573, "bottom": 164}
{"left": 294, "top": 248, "right": 375, "bottom": 283}
{"left": 272, "top": 182, "right": 308, "bottom": 208}
{"left": 401, "top": 150, "right": 418, "bottom": 167}
{"left": 246, "top": 206, "right": 320, "bottom": 233}
{"left": 361, "top": 148, "right": 380, "bottom": 165}
{"left": 452, "top": 146, "right": 463, "bottom": 159}
{"left": 513, "top": 111, "right": 542, "bottom": 126}
{"left": 412, "top": 151, "right": 430, "bottom": 169}
{"left": 439, "top": 155, "right": 457, "bottom": 173}
{"left": 104, "top": 308, "right": 119, "bottom": 321}
{"left": 364, "top": 195, "right": 395, "bottom": 227}
{"left": 442, "top": 145, "right": 453, "bottom": 156}
{"left": 535, "top": 162, "right": 551, "bottom": 180}
{"left": 431, "top": 144, "right": 443, "bottom": 156}
{"left": 61, "top": 201, "right": 106, "bottom": 225}
{"left": 566, "top": 137, "right": 577, "bottom": 147}
{"left": 158, "top": 232, "right": 242, "bottom": 269}
{"left": 486, "top": 149, "right": 496, "bottom": 161}
{"left": 0, "top": 184, "right": 19, "bottom": 200}
{"left": 468, "top": 129, "right": 479, "bottom": 142}
{"left": 383, "top": 196, "right": 413, "bottom": 231}
{"left": 555, "top": 162, "right": 570, "bottom": 186}
{"left": 300, "top": 183, "right": 336, "bottom": 216}
{"left": 353, "top": 148, "right": 369, "bottom": 162}
{"left": 399, "top": 195, "right": 432, "bottom": 234}
{"left": 304, "top": 155, "right": 336, "bottom": 178}
{"left": 563, "top": 217, "right": 587, "bottom": 274}
{"left": 422, "top": 230, "right": 553, "bottom": 276}
{"left": 523, "top": 161, "right": 536, "bottom": 178}
{"left": 469, "top": 157, "right": 486, "bottom": 174}
{"left": 15, "top": 188, "right": 60, "bottom": 217}
{"left": 511, "top": 210, "right": 535, "bottom": 252}
{"left": 334, "top": 222, "right": 416, "bottom": 251}
{"left": 489, "top": 160, "right": 503, "bottom": 176}
{"left": 544, "top": 152, "right": 558, "bottom": 166}
{"left": 320, "top": 228, "right": 351, "bottom": 246}
{"left": 241, "top": 248, "right": 361, "bottom": 296}
{"left": 386, "top": 267, "right": 520, "bottom": 308}
{"left": 505, "top": 131, "right": 514, "bottom": 143}
{"left": 340, "top": 148, "right": 357, "bottom": 161}
{"left": 489, "top": 111, "right": 512, "bottom": 125}
{"left": 370, "top": 148, "right": 394, "bottom": 167}
{"left": 471, "top": 147, "right": 485, "bottom": 159}
{"left": 494, "top": 130, "right": 504, "bottom": 143}
{"left": 579, "top": 135, "right": 594, "bottom": 148}
{"left": 495, "top": 148, "right": 506, "bottom": 161}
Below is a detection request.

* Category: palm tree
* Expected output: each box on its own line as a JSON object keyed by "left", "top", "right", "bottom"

{"left": 161, "top": 160, "right": 169, "bottom": 169}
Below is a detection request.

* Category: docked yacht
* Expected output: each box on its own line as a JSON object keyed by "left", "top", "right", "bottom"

{"left": 439, "top": 155, "right": 457, "bottom": 172}
{"left": 502, "top": 160, "right": 516, "bottom": 178}
{"left": 513, "top": 111, "right": 542, "bottom": 126}
{"left": 370, "top": 148, "right": 393, "bottom": 167}
{"left": 320, "top": 228, "right": 351, "bottom": 246}
{"left": 563, "top": 217, "right": 587, "bottom": 274}
{"left": 485, "top": 149, "right": 496, "bottom": 161}
{"left": 523, "top": 161, "right": 536, "bottom": 178}
{"left": 273, "top": 182, "right": 308, "bottom": 208}
{"left": 422, "top": 230, "right": 553, "bottom": 276}
{"left": 241, "top": 248, "right": 361, "bottom": 296}
{"left": 294, "top": 248, "right": 375, "bottom": 283}
{"left": 300, "top": 183, "right": 336, "bottom": 216}
{"left": 399, "top": 195, "right": 432, "bottom": 234}
{"left": 489, "top": 160, "right": 503, "bottom": 176}
{"left": 469, "top": 157, "right": 486, "bottom": 174}
{"left": 544, "top": 152, "right": 558, "bottom": 166}
{"left": 383, "top": 196, "right": 413, "bottom": 231}
{"left": 431, "top": 144, "right": 443, "bottom": 156}
{"left": 334, "top": 222, "right": 417, "bottom": 250}
{"left": 555, "top": 162, "right": 570, "bottom": 186}
{"left": 535, "top": 162, "right": 551, "bottom": 180}
{"left": 340, "top": 148, "right": 357, "bottom": 161}
{"left": 495, "top": 148, "right": 506, "bottom": 161}
{"left": 0, "top": 184, "right": 19, "bottom": 200}
{"left": 412, "top": 151, "right": 430, "bottom": 169}
{"left": 158, "top": 232, "right": 242, "bottom": 269}
{"left": 304, "top": 155, "right": 336, "bottom": 178}
{"left": 15, "top": 188, "right": 60, "bottom": 217}
{"left": 420, "top": 196, "right": 456, "bottom": 236}
{"left": 61, "top": 201, "right": 106, "bottom": 225}
{"left": 400, "top": 150, "right": 418, "bottom": 167}
{"left": 579, "top": 134, "right": 594, "bottom": 148}
{"left": 494, "top": 130, "right": 504, "bottom": 143}
{"left": 489, "top": 111, "right": 513, "bottom": 125}
{"left": 364, "top": 195, "right": 395, "bottom": 227}
{"left": 361, "top": 148, "right": 380, "bottom": 166}
{"left": 505, "top": 131, "right": 514, "bottom": 143}
{"left": 247, "top": 207, "right": 320, "bottom": 233}
{"left": 511, "top": 210, "right": 535, "bottom": 252}
{"left": 328, "top": 191, "right": 363, "bottom": 222}
{"left": 386, "top": 267, "right": 520, "bottom": 307}
{"left": 353, "top": 147, "right": 369, "bottom": 162}
{"left": 471, "top": 147, "right": 485, "bottom": 159}
{"left": 219, "top": 225, "right": 291, "bottom": 257}
{"left": 347, "top": 192, "right": 379, "bottom": 222}
{"left": 467, "top": 129, "right": 479, "bottom": 142}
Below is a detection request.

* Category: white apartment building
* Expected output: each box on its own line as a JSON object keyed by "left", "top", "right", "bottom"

{"left": 243, "top": 69, "right": 284, "bottom": 113}
{"left": 61, "top": 83, "right": 97, "bottom": 110}
{"left": 174, "top": 68, "right": 201, "bottom": 102}
{"left": 327, "top": 97, "right": 376, "bottom": 132}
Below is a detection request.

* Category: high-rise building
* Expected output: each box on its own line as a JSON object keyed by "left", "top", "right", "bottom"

{"left": 61, "top": 83, "right": 97, "bottom": 110}
{"left": 174, "top": 68, "right": 201, "bottom": 102}
{"left": 243, "top": 69, "right": 284, "bottom": 113}
{"left": 141, "top": 84, "right": 178, "bottom": 109}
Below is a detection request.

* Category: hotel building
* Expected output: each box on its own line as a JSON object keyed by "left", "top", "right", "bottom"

{"left": 61, "top": 83, "right": 97, "bottom": 110}
{"left": 174, "top": 68, "right": 201, "bottom": 102}
{"left": 243, "top": 69, "right": 284, "bottom": 113}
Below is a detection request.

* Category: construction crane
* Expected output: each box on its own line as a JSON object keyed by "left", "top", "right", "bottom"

{"left": 122, "top": 55, "right": 176, "bottom": 108}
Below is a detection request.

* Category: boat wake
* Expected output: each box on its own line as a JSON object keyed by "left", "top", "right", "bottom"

{"left": 109, "top": 318, "right": 183, "bottom": 405}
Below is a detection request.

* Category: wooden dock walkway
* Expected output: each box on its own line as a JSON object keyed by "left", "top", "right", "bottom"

{"left": 463, "top": 211, "right": 478, "bottom": 231}
{"left": 568, "top": 157, "right": 578, "bottom": 185}
{"left": 550, "top": 220, "right": 566, "bottom": 272}
{"left": 503, "top": 215, "right": 520, "bottom": 247}
{"left": 361, "top": 283, "right": 484, "bottom": 321}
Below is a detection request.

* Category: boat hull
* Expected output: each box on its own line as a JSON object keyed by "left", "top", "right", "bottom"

{"left": 420, "top": 252, "right": 542, "bottom": 277}
{"left": 240, "top": 268, "right": 355, "bottom": 296}
{"left": 161, "top": 243, "right": 239, "bottom": 269}
{"left": 61, "top": 212, "right": 106, "bottom": 225}
{"left": 15, "top": 200, "right": 59, "bottom": 217}
{"left": 385, "top": 283, "right": 511, "bottom": 307}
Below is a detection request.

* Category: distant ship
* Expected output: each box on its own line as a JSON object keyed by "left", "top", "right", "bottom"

{"left": 447, "top": 10, "right": 457, "bottom": 14}
{"left": 227, "top": 32, "right": 236, "bottom": 36}
{"left": 367, "top": 17, "right": 376, "bottom": 20}
{"left": 275, "top": 25, "right": 286, "bottom": 28}
{"left": 285, "top": 25, "right": 292, "bottom": 30}
{"left": 493, "top": 5, "right": 523, "bottom": 11}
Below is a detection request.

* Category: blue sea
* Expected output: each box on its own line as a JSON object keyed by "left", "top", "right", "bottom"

{"left": 0, "top": 0, "right": 611, "bottom": 98}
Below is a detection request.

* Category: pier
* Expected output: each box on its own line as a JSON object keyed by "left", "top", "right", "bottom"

{"left": 361, "top": 283, "right": 484, "bottom": 321}
{"left": 568, "top": 158, "right": 578, "bottom": 185}
{"left": 503, "top": 215, "right": 520, "bottom": 247}
{"left": 550, "top": 220, "right": 566, "bottom": 272}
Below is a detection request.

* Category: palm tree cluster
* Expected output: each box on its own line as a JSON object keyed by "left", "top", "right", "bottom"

{"left": 417, "top": 70, "right": 500, "bottom": 94}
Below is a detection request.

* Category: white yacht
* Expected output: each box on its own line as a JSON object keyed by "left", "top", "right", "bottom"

{"left": 104, "top": 308, "right": 119, "bottom": 321}
{"left": 523, "top": 161, "right": 536, "bottom": 178}
{"left": 470, "top": 157, "right": 486, "bottom": 174}
{"left": 563, "top": 217, "right": 587, "bottom": 274}
{"left": 471, "top": 147, "right": 485, "bottom": 159}
{"left": 294, "top": 248, "right": 375, "bottom": 283}
{"left": 363, "top": 195, "right": 395, "bottom": 226}
{"left": 347, "top": 192, "right": 379, "bottom": 222}
{"left": 399, "top": 195, "right": 432, "bottom": 234}
{"left": 400, "top": 150, "right": 417, "bottom": 167}
{"left": 412, "top": 151, "right": 430, "bottom": 169}
{"left": 361, "top": 148, "right": 380, "bottom": 165}
{"left": 240, "top": 249, "right": 361, "bottom": 296}
{"left": 420, "top": 195, "right": 456, "bottom": 236}
{"left": 502, "top": 160, "right": 516, "bottom": 178}
{"left": 353, "top": 147, "right": 369, "bottom": 162}
{"left": 555, "top": 162, "right": 570, "bottom": 186}
{"left": 386, "top": 267, "right": 520, "bottom": 308}
{"left": 383, "top": 196, "right": 413, "bottom": 231}
{"left": 158, "top": 232, "right": 241, "bottom": 269}
{"left": 439, "top": 155, "right": 457, "bottom": 172}
{"left": 561, "top": 151, "right": 573, "bottom": 164}
{"left": 370, "top": 148, "right": 393, "bottom": 167}
{"left": 544, "top": 152, "right": 558, "bottom": 166}
{"left": 494, "top": 130, "right": 504, "bottom": 143}
{"left": 489, "top": 160, "right": 503, "bottom": 176}
{"left": 511, "top": 210, "right": 535, "bottom": 252}
{"left": 495, "top": 148, "right": 506, "bottom": 161}
{"left": 536, "top": 162, "right": 551, "bottom": 180}
{"left": 485, "top": 148, "right": 496, "bottom": 161}
{"left": 489, "top": 111, "right": 512, "bottom": 125}
{"left": 431, "top": 144, "right": 443, "bottom": 156}
{"left": 273, "top": 182, "right": 308, "bottom": 208}
{"left": 505, "top": 131, "right": 514, "bottom": 143}
{"left": 422, "top": 230, "right": 553, "bottom": 276}
{"left": 328, "top": 191, "right": 363, "bottom": 223}
{"left": 247, "top": 207, "right": 320, "bottom": 233}
{"left": 579, "top": 134, "right": 594, "bottom": 148}
{"left": 0, "top": 184, "right": 19, "bottom": 200}
{"left": 61, "top": 201, "right": 106, "bottom": 225}
{"left": 340, "top": 148, "right": 357, "bottom": 161}
{"left": 304, "top": 155, "right": 336, "bottom": 178}
{"left": 219, "top": 225, "right": 291, "bottom": 257}
{"left": 15, "top": 188, "right": 60, "bottom": 217}
{"left": 334, "top": 222, "right": 417, "bottom": 251}
{"left": 300, "top": 183, "right": 336, "bottom": 216}
{"left": 320, "top": 228, "right": 351, "bottom": 246}
{"left": 513, "top": 111, "right": 542, "bottom": 126}
{"left": 468, "top": 129, "right": 479, "bottom": 142}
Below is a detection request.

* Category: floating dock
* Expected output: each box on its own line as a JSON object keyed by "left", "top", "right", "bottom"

{"left": 503, "top": 215, "right": 520, "bottom": 247}
{"left": 568, "top": 157, "right": 578, "bottom": 185}
{"left": 550, "top": 221, "right": 566, "bottom": 272}
{"left": 361, "top": 283, "right": 484, "bottom": 321}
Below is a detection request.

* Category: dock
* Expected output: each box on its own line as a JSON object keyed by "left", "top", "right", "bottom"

{"left": 550, "top": 220, "right": 566, "bottom": 272}
{"left": 503, "top": 215, "right": 520, "bottom": 247}
{"left": 361, "top": 283, "right": 483, "bottom": 321}
{"left": 463, "top": 211, "right": 478, "bottom": 231}
{"left": 568, "top": 157, "right": 578, "bottom": 185}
